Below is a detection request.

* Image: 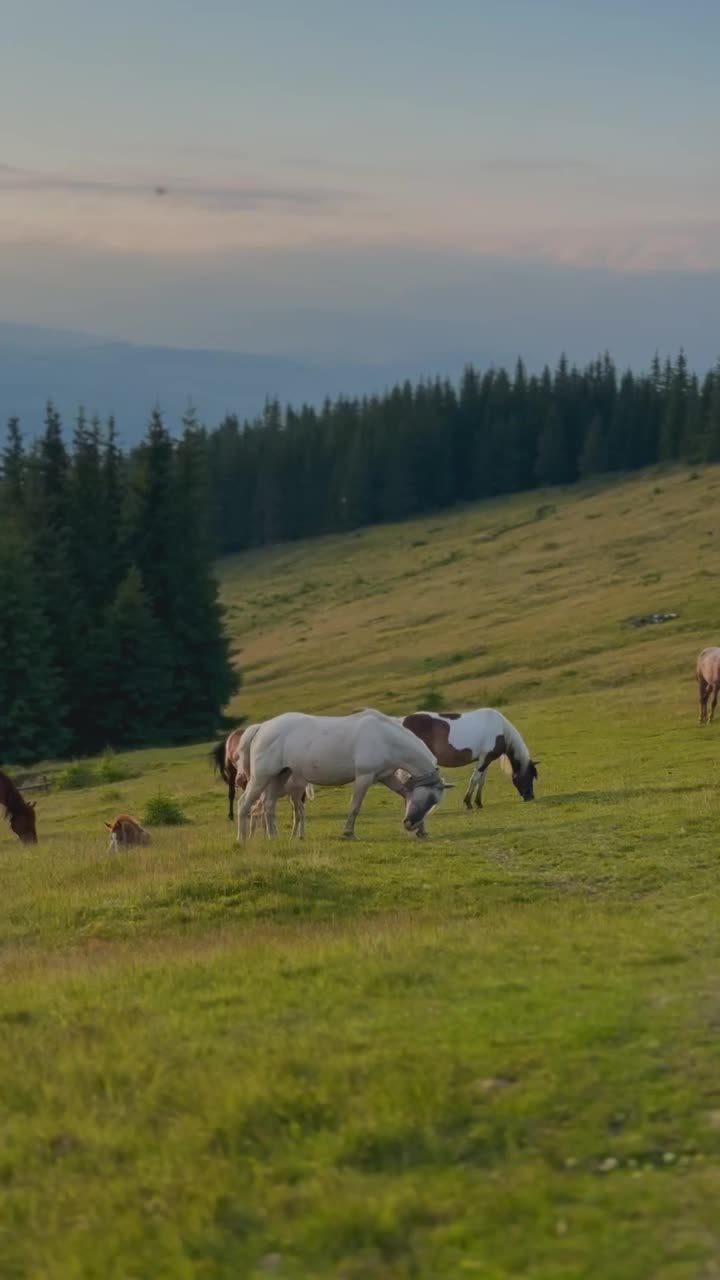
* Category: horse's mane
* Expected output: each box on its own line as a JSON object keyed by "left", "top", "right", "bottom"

{"left": 497, "top": 713, "right": 532, "bottom": 771}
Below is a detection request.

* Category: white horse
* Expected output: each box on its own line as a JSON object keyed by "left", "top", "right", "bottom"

{"left": 396, "top": 708, "right": 538, "bottom": 809}
{"left": 236, "top": 709, "right": 453, "bottom": 841}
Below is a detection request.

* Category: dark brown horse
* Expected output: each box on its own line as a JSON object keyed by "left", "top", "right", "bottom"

{"left": 0, "top": 770, "right": 38, "bottom": 844}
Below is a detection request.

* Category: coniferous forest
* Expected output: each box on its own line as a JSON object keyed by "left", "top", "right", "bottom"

{"left": 0, "top": 408, "right": 239, "bottom": 762}
{"left": 1, "top": 349, "right": 718, "bottom": 761}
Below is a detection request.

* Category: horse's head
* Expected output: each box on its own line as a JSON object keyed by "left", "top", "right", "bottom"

{"left": 511, "top": 759, "right": 539, "bottom": 802}
{"left": 10, "top": 800, "right": 37, "bottom": 844}
{"left": 402, "top": 772, "right": 454, "bottom": 831}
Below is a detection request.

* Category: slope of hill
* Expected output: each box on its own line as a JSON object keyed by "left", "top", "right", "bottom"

{"left": 2, "top": 466, "right": 720, "bottom": 1278}
{"left": 218, "top": 464, "right": 717, "bottom": 724}
{"left": 0, "top": 322, "right": 467, "bottom": 444}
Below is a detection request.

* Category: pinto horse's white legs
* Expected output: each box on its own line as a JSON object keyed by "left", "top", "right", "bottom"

{"left": 463, "top": 766, "right": 487, "bottom": 810}
{"left": 342, "top": 773, "right": 374, "bottom": 839}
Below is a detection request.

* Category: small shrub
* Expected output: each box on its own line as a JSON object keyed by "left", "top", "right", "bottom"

{"left": 54, "top": 761, "right": 96, "bottom": 791}
{"left": 143, "top": 791, "right": 187, "bottom": 826}
{"left": 421, "top": 686, "right": 445, "bottom": 711}
{"left": 96, "top": 749, "right": 133, "bottom": 784}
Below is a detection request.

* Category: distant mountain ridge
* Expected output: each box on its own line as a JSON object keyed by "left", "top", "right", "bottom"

{"left": 0, "top": 323, "right": 473, "bottom": 446}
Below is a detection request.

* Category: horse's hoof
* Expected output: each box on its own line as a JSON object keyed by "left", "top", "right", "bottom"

{"left": 463, "top": 801, "right": 472, "bottom": 811}
{"left": 342, "top": 831, "right": 356, "bottom": 840}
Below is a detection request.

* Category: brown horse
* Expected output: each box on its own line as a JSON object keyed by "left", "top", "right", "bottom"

{"left": 697, "top": 647, "right": 720, "bottom": 724}
{"left": 211, "top": 727, "right": 246, "bottom": 819}
{"left": 104, "top": 814, "right": 151, "bottom": 852}
{"left": 0, "top": 770, "right": 38, "bottom": 844}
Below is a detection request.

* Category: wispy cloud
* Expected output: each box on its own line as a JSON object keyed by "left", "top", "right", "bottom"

{"left": 2, "top": 161, "right": 720, "bottom": 272}
{"left": 0, "top": 162, "right": 347, "bottom": 212}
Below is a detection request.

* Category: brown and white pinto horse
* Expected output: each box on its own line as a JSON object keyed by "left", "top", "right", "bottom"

{"left": 0, "top": 770, "right": 38, "bottom": 844}
{"left": 398, "top": 708, "right": 538, "bottom": 808}
{"left": 696, "top": 647, "right": 720, "bottom": 724}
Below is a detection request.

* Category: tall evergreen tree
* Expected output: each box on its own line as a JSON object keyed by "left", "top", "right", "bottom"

{"left": 535, "top": 408, "right": 572, "bottom": 486}
{"left": 579, "top": 414, "right": 609, "bottom": 477}
{"left": 703, "top": 370, "right": 720, "bottom": 463}
{"left": 0, "top": 516, "right": 68, "bottom": 763}
{"left": 2, "top": 418, "right": 26, "bottom": 507}
{"left": 94, "top": 566, "right": 173, "bottom": 747}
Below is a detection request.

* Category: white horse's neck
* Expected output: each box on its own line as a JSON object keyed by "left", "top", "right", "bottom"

{"left": 393, "top": 725, "right": 439, "bottom": 778}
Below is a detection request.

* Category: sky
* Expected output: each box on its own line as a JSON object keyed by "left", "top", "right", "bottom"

{"left": 2, "top": 0, "right": 720, "bottom": 368}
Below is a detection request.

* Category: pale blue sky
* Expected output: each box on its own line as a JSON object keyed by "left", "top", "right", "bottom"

{"left": 2, "top": 1, "right": 720, "bottom": 364}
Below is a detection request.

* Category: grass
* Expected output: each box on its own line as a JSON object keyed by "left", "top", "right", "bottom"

{"left": 3, "top": 465, "right": 720, "bottom": 1277}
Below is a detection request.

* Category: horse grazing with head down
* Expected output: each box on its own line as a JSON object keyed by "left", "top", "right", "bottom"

{"left": 0, "top": 770, "right": 38, "bottom": 844}
{"left": 237, "top": 709, "right": 453, "bottom": 841}
{"left": 696, "top": 648, "right": 720, "bottom": 724}
{"left": 397, "top": 707, "right": 538, "bottom": 809}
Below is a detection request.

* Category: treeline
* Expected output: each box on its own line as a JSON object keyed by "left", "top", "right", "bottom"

{"left": 2, "top": 349, "right": 719, "bottom": 761}
{"left": 0, "top": 408, "right": 238, "bottom": 763}
{"left": 206, "top": 351, "right": 720, "bottom": 552}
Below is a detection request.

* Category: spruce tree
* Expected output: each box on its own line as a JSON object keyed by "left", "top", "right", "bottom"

{"left": 0, "top": 516, "right": 68, "bottom": 763}
{"left": 535, "top": 408, "right": 572, "bottom": 486}
{"left": 703, "top": 371, "right": 720, "bottom": 463}
{"left": 2, "top": 418, "right": 26, "bottom": 508}
{"left": 579, "top": 414, "right": 609, "bottom": 477}
{"left": 94, "top": 566, "right": 173, "bottom": 747}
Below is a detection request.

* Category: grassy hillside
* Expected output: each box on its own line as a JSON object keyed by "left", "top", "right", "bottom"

{"left": 3, "top": 466, "right": 720, "bottom": 1279}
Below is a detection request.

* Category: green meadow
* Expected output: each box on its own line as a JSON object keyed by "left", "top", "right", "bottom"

{"left": 3, "top": 466, "right": 720, "bottom": 1279}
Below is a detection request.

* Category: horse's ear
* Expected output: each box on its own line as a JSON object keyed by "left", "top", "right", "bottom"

{"left": 104, "top": 821, "right": 112, "bottom": 829}
{"left": 29, "top": 801, "right": 36, "bottom": 810}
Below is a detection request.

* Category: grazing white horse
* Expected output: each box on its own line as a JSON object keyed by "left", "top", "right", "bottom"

{"left": 236, "top": 709, "right": 453, "bottom": 841}
{"left": 397, "top": 708, "right": 538, "bottom": 809}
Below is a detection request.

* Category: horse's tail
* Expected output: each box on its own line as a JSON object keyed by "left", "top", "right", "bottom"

{"left": 210, "top": 738, "right": 228, "bottom": 782}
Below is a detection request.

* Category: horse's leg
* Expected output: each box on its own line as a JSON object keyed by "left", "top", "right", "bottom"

{"left": 261, "top": 776, "right": 287, "bottom": 837}
{"left": 463, "top": 766, "right": 485, "bottom": 809}
{"left": 698, "top": 675, "right": 709, "bottom": 725}
{"left": 710, "top": 684, "right": 719, "bottom": 724}
{"left": 473, "top": 767, "right": 488, "bottom": 809}
{"left": 227, "top": 760, "right": 236, "bottom": 820}
{"left": 237, "top": 777, "right": 268, "bottom": 840}
{"left": 289, "top": 787, "right": 306, "bottom": 839}
{"left": 342, "top": 773, "right": 374, "bottom": 839}
{"left": 249, "top": 795, "right": 264, "bottom": 836}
